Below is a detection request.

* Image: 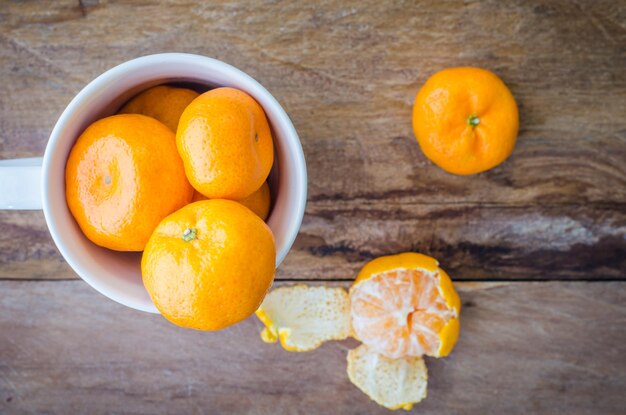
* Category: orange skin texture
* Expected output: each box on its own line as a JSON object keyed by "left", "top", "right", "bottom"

{"left": 119, "top": 85, "right": 199, "bottom": 132}
{"left": 191, "top": 181, "right": 271, "bottom": 221}
{"left": 141, "top": 199, "right": 276, "bottom": 330}
{"left": 412, "top": 67, "right": 519, "bottom": 175}
{"left": 177, "top": 87, "right": 274, "bottom": 200}
{"left": 65, "top": 114, "right": 194, "bottom": 251}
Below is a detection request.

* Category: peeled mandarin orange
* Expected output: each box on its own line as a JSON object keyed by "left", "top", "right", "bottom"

{"left": 412, "top": 67, "right": 519, "bottom": 175}
{"left": 350, "top": 253, "right": 460, "bottom": 359}
{"left": 118, "top": 85, "right": 199, "bottom": 132}
{"left": 191, "top": 181, "right": 271, "bottom": 221}
{"left": 141, "top": 199, "right": 276, "bottom": 330}
{"left": 177, "top": 87, "right": 274, "bottom": 200}
{"left": 65, "top": 114, "right": 193, "bottom": 251}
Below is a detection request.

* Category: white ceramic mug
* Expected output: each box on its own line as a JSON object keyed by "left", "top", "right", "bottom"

{"left": 0, "top": 53, "right": 307, "bottom": 313}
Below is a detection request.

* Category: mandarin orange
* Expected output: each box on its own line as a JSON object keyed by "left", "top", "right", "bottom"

{"left": 141, "top": 199, "right": 276, "bottom": 330}
{"left": 177, "top": 87, "right": 274, "bottom": 200}
{"left": 191, "top": 181, "right": 271, "bottom": 221}
{"left": 412, "top": 67, "right": 518, "bottom": 175}
{"left": 65, "top": 114, "right": 194, "bottom": 251}
{"left": 350, "top": 253, "right": 460, "bottom": 359}
{"left": 119, "top": 85, "right": 199, "bottom": 132}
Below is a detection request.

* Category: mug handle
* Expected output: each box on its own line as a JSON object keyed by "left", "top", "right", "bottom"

{"left": 0, "top": 157, "right": 43, "bottom": 210}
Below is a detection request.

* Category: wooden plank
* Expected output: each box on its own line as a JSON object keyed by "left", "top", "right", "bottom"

{"left": 0, "top": 211, "right": 70, "bottom": 279}
{"left": 1, "top": 202, "right": 624, "bottom": 280}
{"left": 0, "top": 1, "right": 624, "bottom": 281}
{"left": 0, "top": 0, "right": 624, "bottom": 202}
{"left": 286, "top": 202, "right": 626, "bottom": 280}
{"left": 0, "top": 280, "right": 624, "bottom": 414}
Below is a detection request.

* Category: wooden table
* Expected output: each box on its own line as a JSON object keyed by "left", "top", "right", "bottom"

{"left": 1, "top": 1, "right": 625, "bottom": 414}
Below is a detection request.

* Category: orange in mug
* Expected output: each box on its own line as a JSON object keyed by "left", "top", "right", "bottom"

{"left": 177, "top": 87, "right": 274, "bottom": 200}
{"left": 65, "top": 114, "right": 193, "bottom": 251}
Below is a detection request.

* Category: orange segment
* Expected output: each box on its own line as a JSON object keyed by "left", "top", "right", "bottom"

{"left": 350, "top": 253, "right": 460, "bottom": 358}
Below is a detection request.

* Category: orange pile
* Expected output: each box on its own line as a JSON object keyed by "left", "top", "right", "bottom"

{"left": 66, "top": 85, "right": 276, "bottom": 330}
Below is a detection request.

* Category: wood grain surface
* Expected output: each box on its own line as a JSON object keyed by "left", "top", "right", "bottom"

{"left": 0, "top": 0, "right": 624, "bottom": 280}
{"left": 1, "top": 0, "right": 625, "bottom": 413}
{"left": 1, "top": 280, "right": 625, "bottom": 415}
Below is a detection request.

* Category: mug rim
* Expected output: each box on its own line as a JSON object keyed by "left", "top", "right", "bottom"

{"left": 42, "top": 53, "right": 307, "bottom": 313}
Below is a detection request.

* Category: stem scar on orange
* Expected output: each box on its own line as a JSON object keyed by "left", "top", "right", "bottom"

{"left": 412, "top": 67, "right": 519, "bottom": 175}
{"left": 141, "top": 199, "right": 276, "bottom": 330}
{"left": 65, "top": 114, "right": 194, "bottom": 251}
